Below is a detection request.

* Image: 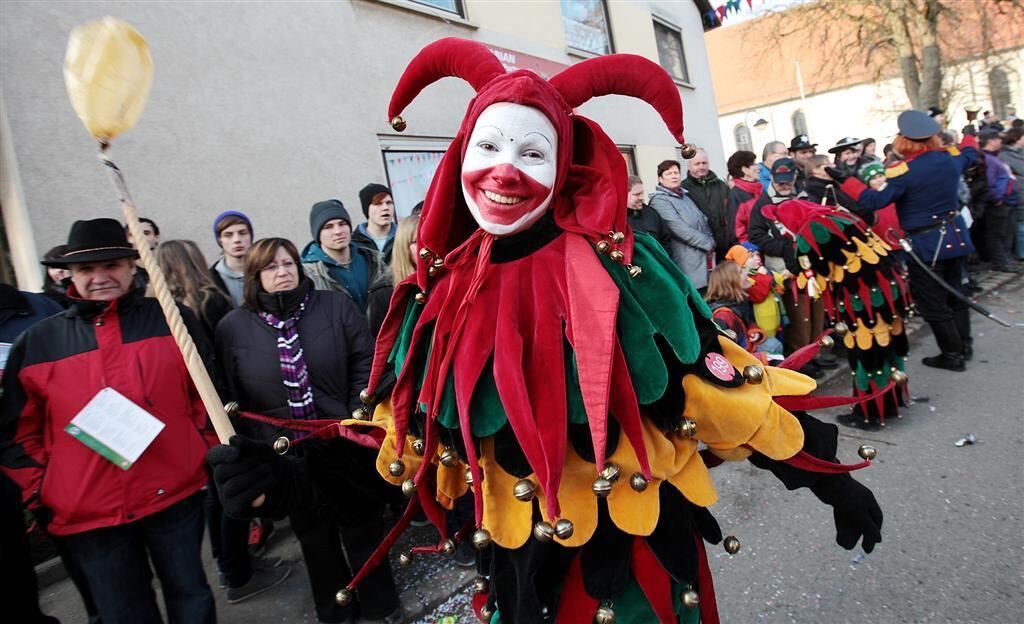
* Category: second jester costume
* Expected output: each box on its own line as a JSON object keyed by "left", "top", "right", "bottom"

{"left": 210, "top": 39, "right": 883, "bottom": 623}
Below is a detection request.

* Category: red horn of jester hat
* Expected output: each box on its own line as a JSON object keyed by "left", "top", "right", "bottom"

{"left": 386, "top": 37, "right": 689, "bottom": 292}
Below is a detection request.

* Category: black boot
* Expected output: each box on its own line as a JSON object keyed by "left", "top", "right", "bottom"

{"left": 953, "top": 308, "right": 973, "bottom": 361}
{"left": 922, "top": 319, "right": 966, "bottom": 371}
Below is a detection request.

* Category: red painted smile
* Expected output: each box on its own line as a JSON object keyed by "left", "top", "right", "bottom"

{"left": 462, "top": 164, "right": 552, "bottom": 226}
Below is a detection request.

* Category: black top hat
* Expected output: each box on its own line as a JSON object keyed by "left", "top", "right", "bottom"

{"left": 897, "top": 110, "right": 940, "bottom": 141}
{"left": 42, "top": 218, "right": 140, "bottom": 267}
{"left": 789, "top": 134, "right": 816, "bottom": 151}
{"left": 827, "top": 137, "right": 863, "bottom": 154}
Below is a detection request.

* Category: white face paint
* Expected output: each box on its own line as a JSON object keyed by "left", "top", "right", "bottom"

{"left": 461, "top": 102, "right": 558, "bottom": 237}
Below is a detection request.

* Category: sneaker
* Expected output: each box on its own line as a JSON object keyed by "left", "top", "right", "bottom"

{"left": 218, "top": 556, "right": 283, "bottom": 588}
{"left": 226, "top": 564, "right": 292, "bottom": 604}
{"left": 248, "top": 521, "right": 274, "bottom": 557}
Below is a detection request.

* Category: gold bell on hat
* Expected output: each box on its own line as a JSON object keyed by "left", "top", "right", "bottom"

{"left": 743, "top": 365, "right": 764, "bottom": 384}
{"left": 890, "top": 369, "right": 909, "bottom": 387}
{"left": 609, "top": 249, "right": 625, "bottom": 264}
{"left": 398, "top": 551, "right": 413, "bottom": 567}
{"left": 414, "top": 291, "right": 427, "bottom": 304}
{"left": 418, "top": 247, "right": 433, "bottom": 261}
{"left": 388, "top": 460, "right": 406, "bottom": 477}
{"left": 390, "top": 115, "right": 407, "bottom": 132}
{"left": 609, "top": 231, "right": 625, "bottom": 244}
{"left": 224, "top": 401, "right": 240, "bottom": 418}
{"left": 600, "top": 462, "right": 620, "bottom": 483}
{"left": 681, "top": 588, "right": 700, "bottom": 609}
{"left": 554, "top": 518, "right": 574, "bottom": 539}
{"left": 858, "top": 445, "right": 877, "bottom": 461}
{"left": 401, "top": 479, "right": 417, "bottom": 497}
{"left": 335, "top": 588, "right": 354, "bottom": 605}
{"left": 513, "top": 479, "right": 537, "bottom": 502}
{"left": 359, "top": 388, "right": 375, "bottom": 405}
{"left": 440, "top": 539, "right": 456, "bottom": 556}
{"left": 627, "top": 264, "right": 642, "bottom": 278}
{"left": 272, "top": 436, "right": 290, "bottom": 455}
{"left": 723, "top": 535, "right": 741, "bottom": 555}
{"left": 594, "top": 603, "right": 616, "bottom": 624}
{"left": 629, "top": 473, "right": 649, "bottom": 492}
{"left": 472, "top": 528, "right": 492, "bottom": 550}
{"left": 411, "top": 438, "right": 426, "bottom": 456}
{"left": 680, "top": 143, "right": 697, "bottom": 159}
{"left": 817, "top": 334, "right": 835, "bottom": 349}
{"left": 833, "top": 321, "right": 850, "bottom": 337}
{"left": 533, "top": 521, "right": 555, "bottom": 542}
{"left": 596, "top": 240, "right": 611, "bottom": 254}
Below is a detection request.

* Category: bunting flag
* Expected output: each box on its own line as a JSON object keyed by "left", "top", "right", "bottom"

{"left": 714, "top": 0, "right": 757, "bottom": 23}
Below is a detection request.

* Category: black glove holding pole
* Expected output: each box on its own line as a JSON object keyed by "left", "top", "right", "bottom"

{"left": 206, "top": 435, "right": 313, "bottom": 519}
{"left": 810, "top": 473, "right": 883, "bottom": 552}
{"left": 825, "top": 166, "right": 850, "bottom": 185}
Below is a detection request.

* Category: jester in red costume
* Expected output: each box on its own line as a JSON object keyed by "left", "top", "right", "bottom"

{"left": 763, "top": 199, "right": 911, "bottom": 428}
{"left": 209, "top": 39, "right": 884, "bottom": 623}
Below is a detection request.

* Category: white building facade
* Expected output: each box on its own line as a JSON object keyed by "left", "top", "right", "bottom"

{"left": 1, "top": 0, "right": 724, "bottom": 289}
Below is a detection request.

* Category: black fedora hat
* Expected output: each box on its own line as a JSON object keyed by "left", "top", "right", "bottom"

{"left": 789, "top": 134, "right": 816, "bottom": 151}
{"left": 42, "top": 218, "right": 139, "bottom": 267}
{"left": 827, "top": 137, "right": 863, "bottom": 154}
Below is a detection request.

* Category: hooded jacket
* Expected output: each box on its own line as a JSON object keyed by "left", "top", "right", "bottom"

{"left": 0, "top": 287, "right": 214, "bottom": 536}
{"left": 681, "top": 170, "right": 734, "bottom": 260}
{"left": 301, "top": 242, "right": 391, "bottom": 317}
{"left": 648, "top": 185, "right": 715, "bottom": 289}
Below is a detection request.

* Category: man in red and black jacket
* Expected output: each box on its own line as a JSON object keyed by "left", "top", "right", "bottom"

{"left": 0, "top": 219, "right": 217, "bottom": 624}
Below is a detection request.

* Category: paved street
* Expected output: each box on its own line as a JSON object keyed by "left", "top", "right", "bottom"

{"left": 38, "top": 276, "right": 1023, "bottom": 623}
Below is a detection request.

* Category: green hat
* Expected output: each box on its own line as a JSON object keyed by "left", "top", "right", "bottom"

{"left": 859, "top": 162, "right": 885, "bottom": 183}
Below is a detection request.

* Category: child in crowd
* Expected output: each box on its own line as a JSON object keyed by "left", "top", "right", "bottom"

{"left": 723, "top": 243, "right": 785, "bottom": 357}
{"left": 858, "top": 161, "right": 905, "bottom": 247}
{"left": 704, "top": 257, "right": 784, "bottom": 359}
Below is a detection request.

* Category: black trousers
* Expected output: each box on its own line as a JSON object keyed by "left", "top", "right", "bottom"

{"left": 290, "top": 508, "right": 400, "bottom": 623}
{"left": 906, "top": 255, "right": 968, "bottom": 323}
{"left": 984, "top": 203, "right": 1013, "bottom": 265}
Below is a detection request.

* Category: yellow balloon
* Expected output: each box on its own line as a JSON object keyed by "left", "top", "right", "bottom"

{"left": 63, "top": 17, "right": 153, "bottom": 141}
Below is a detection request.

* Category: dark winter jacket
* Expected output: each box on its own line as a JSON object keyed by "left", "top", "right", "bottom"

{"left": 215, "top": 279, "right": 374, "bottom": 443}
{"left": 301, "top": 242, "right": 391, "bottom": 316}
{"left": 626, "top": 204, "right": 672, "bottom": 253}
{"left": 352, "top": 222, "right": 396, "bottom": 264}
{"left": 1, "top": 287, "right": 214, "bottom": 536}
{"left": 1, "top": 285, "right": 62, "bottom": 351}
{"left": 681, "top": 171, "right": 734, "bottom": 260}
{"left": 748, "top": 189, "right": 799, "bottom": 275}
{"left": 999, "top": 145, "right": 1024, "bottom": 219}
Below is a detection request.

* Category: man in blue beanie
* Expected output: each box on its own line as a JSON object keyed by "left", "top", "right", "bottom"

{"left": 301, "top": 199, "right": 390, "bottom": 315}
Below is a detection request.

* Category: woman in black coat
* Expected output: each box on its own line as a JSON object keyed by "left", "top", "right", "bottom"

{"left": 215, "top": 237, "right": 402, "bottom": 624}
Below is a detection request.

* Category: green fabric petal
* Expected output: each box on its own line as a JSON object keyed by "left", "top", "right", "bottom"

{"left": 810, "top": 221, "right": 832, "bottom": 243}
{"left": 797, "top": 235, "right": 811, "bottom": 254}
{"left": 854, "top": 361, "right": 871, "bottom": 391}
{"left": 870, "top": 288, "right": 884, "bottom": 307}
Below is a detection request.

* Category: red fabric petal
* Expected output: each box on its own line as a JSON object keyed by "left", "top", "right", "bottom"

{"left": 610, "top": 342, "right": 652, "bottom": 479}
{"left": 694, "top": 534, "right": 721, "bottom": 624}
{"left": 631, "top": 538, "right": 676, "bottom": 624}
{"left": 782, "top": 450, "right": 869, "bottom": 473}
{"left": 555, "top": 555, "right": 599, "bottom": 624}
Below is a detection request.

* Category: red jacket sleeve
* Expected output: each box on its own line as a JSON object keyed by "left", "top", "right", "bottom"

{"left": 746, "top": 272, "right": 774, "bottom": 303}
{"left": 735, "top": 197, "right": 756, "bottom": 242}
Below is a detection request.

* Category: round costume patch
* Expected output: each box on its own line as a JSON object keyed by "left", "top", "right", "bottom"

{"left": 704, "top": 352, "right": 734, "bottom": 381}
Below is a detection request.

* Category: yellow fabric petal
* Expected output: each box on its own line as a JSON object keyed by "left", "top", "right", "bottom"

{"left": 375, "top": 419, "right": 424, "bottom": 486}
{"left": 535, "top": 445, "right": 599, "bottom": 548}
{"left": 683, "top": 339, "right": 805, "bottom": 461}
{"left": 479, "top": 438, "right": 533, "bottom": 549}
{"left": 666, "top": 452, "right": 718, "bottom": 507}
{"left": 854, "top": 237, "right": 880, "bottom": 264}
{"left": 437, "top": 460, "right": 469, "bottom": 501}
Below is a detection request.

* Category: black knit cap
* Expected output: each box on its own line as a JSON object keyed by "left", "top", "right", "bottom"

{"left": 42, "top": 218, "right": 139, "bottom": 267}
{"left": 358, "top": 183, "right": 391, "bottom": 218}
{"left": 309, "top": 199, "right": 352, "bottom": 240}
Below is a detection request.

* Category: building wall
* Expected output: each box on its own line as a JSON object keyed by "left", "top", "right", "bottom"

{"left": 717, "top": 49, "right": 1024, "bottom": 160}
{"left": 0, "top": 0, "right": 723, "bottom": 289}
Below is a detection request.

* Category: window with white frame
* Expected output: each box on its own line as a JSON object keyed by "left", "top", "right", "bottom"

{"left": 653, "top": 19, "right": 689, "bottom": 84}
{"left": 791, "top": 110, "right": 808, "bottom": 136}
{"left": 618, "top": 146, "right": 638, "bottom": 176}
{"left": 560, "top": 0, "right": 612, "bottom": 55}
{"left": 380, "top": 137, "right": 452, "bottom": 220}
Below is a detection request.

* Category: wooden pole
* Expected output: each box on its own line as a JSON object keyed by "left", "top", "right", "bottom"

{"left": 99, "top": 142, "right": 236, "bottom": 443}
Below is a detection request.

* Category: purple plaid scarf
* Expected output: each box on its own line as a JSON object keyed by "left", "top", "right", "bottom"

{"left": 258, "top": 294, "right": 315, "bottom": 420}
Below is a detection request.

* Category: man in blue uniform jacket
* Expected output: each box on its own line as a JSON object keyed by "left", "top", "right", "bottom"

{"left": 831, "top": 110, "right": 979, "bottom": 372}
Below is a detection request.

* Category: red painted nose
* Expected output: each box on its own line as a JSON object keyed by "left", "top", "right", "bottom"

{"left": 487, "top": 163, "right": 523, "bottom": 188}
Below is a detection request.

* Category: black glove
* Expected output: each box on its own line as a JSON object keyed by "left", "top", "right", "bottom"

{"left": 810, "top": 473, "right": 883, "bottom": 553}
{"left": 207, "top": 435, "right": 311, "bottom": 519}
{"left": 825, "top": 167, "right": 849, "bottom": 184}
{"left": 961, "top": 124, "right": 977, "bottom": 137}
